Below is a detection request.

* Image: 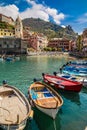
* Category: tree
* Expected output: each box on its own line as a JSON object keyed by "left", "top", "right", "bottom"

{"left": 76, "top": 35, "right": 83, "bottom": 51}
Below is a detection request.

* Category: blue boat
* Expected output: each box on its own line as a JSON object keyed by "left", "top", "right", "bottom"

{"left": 5, "top": 57, "right": 14, "bottom": 62}
{"left": 62, "top": 66, "right": 87, "bottom": 77}
{"left": 69, "top": 60, "right": 87, "bottom": 66}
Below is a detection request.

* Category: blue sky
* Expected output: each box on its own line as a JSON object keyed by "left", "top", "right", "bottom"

{"left": 0, "top": 0, "right": 87, "bottom": 34}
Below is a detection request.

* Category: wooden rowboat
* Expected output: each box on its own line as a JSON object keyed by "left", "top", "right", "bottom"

{"left": 28, "top": 81, "right": 63, "bottom": 119}
{"left": 0, "top": 81, "right": 31, "bottom": 130}
{"left": 42, "top": 74, "right": 83, "bottom": 92}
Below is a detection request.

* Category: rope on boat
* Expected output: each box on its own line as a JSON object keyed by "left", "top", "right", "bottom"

{"left": 53, "top": 120, "right": 57, "bottom": 130}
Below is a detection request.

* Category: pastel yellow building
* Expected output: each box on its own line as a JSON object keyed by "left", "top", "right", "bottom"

{"left": 0, "top": 29, "right": 15, "bottom": 37}
{"left": 0, "top": 14, "right": 23, "bottom": 38}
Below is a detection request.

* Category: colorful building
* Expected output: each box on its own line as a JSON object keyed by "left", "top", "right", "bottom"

{"left": 15, "top": 16, "right": 23, "bottom": 38}
{"left": 0, "top": 29, "right": 15, "bottom": 38}
{"left": 0, "top": 14, "right": 26, "bottom": 54}
{"left": 48, "top": 38, "right": 71, "bottom": 51}
{"left": 0, "top": 14, "right": 14, "bottom": 25}
{"left": 82, "top": 29, "right": 87, "bottom": 52}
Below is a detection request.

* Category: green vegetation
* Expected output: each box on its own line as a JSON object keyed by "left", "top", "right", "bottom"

{"left": 0, "top": 21, "right": 14, "bottom": 30}
{"left": 22, "top": 18, "right": 78, "bottom": 40}
{"left": 76, "top": 35, "right": 83, "bottom": 51}
{"left": 44, "top": 47, "right": 62, "bottom": 51}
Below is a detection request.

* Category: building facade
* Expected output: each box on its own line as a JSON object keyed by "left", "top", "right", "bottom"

{"left": 48, "top": 38, "right": 70, "bottom": 51}
{"left": 0, "top": 38, "right": 21, "bottom": 54}
{"left": 82, "top": 29, "right": 87, "bottom": 52}
{"left": 0, "top": 14, "right": 14, "bottom": 25}
{"left": 0, "top": 29, "right": 15, "bottom": 38}
{"left": 0, "top": 14, "right": 26, "bottom": 54}
{"left": 15, "top": 16, "right": 23, "bottom": 38}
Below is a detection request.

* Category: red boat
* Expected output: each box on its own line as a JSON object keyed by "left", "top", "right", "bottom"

{"left": 42, "top": 74, "right": 83, "bottom": 92}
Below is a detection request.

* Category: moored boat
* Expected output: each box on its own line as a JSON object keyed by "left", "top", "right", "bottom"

{"left": 69, "top": 60, "right": 87, "bottom": 66}
{"left": 53, "top": 72, "right": 87, "bottom": 87}
{"left": 0, "top": 57, "right": 4, "bottom": 62}
{"left": 62, "top": 65, "right": 87, "bottom": 77}
{"left": 42, "top": 74, "right": 83, "bottom": 92}
{"left": 5, "top": 57, "right": 13, "bottom": 62}
{"left": 28, "top": 81, "right": 63, "bottom": 119}
{"left": 0, "top": 81, "right": 31, "bottom": 130}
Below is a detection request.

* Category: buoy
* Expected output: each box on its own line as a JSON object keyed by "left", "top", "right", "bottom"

{"left": 2, "top": 80, "right": 7, "bottom": 85}
{"left": 60, "top": 68, "right": 62, "bottom": 73}
{"left": 53, "top": 72, "right": 57, "bottom": 76}
{"left": 42, "top": 73, "right": 45, "bottom": 77}
{"left": 29, "top": 110, "right": 34, "bottom": 120}
{"left": 33, "top": 78, "right": 37, "bottom": 82}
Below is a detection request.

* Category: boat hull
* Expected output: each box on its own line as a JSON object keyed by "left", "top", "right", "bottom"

{"left": 36, "top": 105, "right": 59, "bottom": 119}
{"left": 56, "top": 73, "right": 87, "bottom": 88}
{"left": 0, "top": 119, "right": 27, "bottom": 130}
{"left": 43, "top": 74, "right": 82, "bottom": 92}
{"left": 62, "top": 65, "right": 87, "bottom": 77}
{"left": 69, "top": 60, "right": 87, "bottom": 66}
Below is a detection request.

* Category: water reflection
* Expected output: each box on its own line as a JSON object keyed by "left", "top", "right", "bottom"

{"left": 81, "top": 87, "right": 87, "bottom": 94}
{"left": 33, "top": 107, "right": 61, "bottom": 130}
{"left": 52, "top": 87, "right": 81, "bottom": 106}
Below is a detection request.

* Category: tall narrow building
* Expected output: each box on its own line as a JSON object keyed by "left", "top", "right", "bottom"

{"left": 15, "top": 16, "right": 23, "bottom": 38}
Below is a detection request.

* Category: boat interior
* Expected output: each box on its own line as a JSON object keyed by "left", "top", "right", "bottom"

{"left": 30, "top": 83, "right": 62, "bottom": 108}
{"left": 45, "top": 76, "right": 81, "bottom": 85}
{"left": 0, "top": 86, "right": 28, "bottom": 125}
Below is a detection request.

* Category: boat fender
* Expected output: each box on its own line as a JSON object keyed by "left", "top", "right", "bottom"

{"left": 42, "top": 73, "right": 45, "bottom": 77}
{"left": 33, "top": 78, "right": 37, "bottom": 82}
{"left": 53, "top": 72, "right": 57, "bottom": 76}
{"left": 29, "top": 110, "right": 34, "bottom": 121}
{"left": 66, "top": 62, "right": 69, "bottom": 65}
{"left": 60, "top": 68, "right": 62, "bottom": 73}
{"left": 2, "top": 80, "right": 7, "bottom": 86}
{"left": 63, "top": 64, "right": 66, "bottom": 67}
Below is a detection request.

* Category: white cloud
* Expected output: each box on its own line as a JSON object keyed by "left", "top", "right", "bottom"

{"left": 20, "top": 7, "right": 49, "bottom": 21}
{"left": 0, "top": 0, "right": 65, "bottom": 24}
{"left": 45, "top": 7, "right": 65, "bottom": 24}
{"left": 0, "top": 4, "right": 19, "bottom": 20}
{"left": 21, "top": 0, "right": 65, "bottom": 24}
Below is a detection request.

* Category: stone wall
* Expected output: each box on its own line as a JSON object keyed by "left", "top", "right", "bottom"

{"left": 0, "top": 38, "right": 26, "bottom": 54}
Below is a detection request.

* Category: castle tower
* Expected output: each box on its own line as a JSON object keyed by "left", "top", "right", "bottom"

{"left": 15, "top": 16, "right": 23, "bottom": 38}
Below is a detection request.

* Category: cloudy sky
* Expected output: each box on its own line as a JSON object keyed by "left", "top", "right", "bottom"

{"left": 0, "top": 0, "right": 87, "bottom": 34}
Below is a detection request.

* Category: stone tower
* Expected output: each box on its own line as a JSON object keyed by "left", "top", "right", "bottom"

{"left": 15, "top": 16, "right": 23, "bottom": 38}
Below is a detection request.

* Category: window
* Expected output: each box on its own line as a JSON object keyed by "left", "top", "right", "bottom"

{"left": 14, "top": 45, "right": 16, "bottom": 48}
{"left": 4, "top": 41, "right": 7, "bottom": 44}
{"left": 7, "top": 44, "right": 9, "bottom": 48}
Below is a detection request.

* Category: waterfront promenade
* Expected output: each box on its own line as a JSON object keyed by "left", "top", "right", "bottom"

{"left": 27, "top": 51, "right": 69, "bottom": 56}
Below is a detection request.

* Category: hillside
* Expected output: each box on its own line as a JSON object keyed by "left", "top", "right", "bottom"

{"left": 22, "top": 18, "right": 78, "bottom": 40}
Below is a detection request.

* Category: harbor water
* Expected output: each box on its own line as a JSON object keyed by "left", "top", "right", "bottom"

{"left": 0, "top": 56, "right": 87, "bottom": 130}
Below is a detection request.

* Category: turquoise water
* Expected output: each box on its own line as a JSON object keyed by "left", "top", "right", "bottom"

{"left": 0, "top": 56, "right": 87, "bottom": 130}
